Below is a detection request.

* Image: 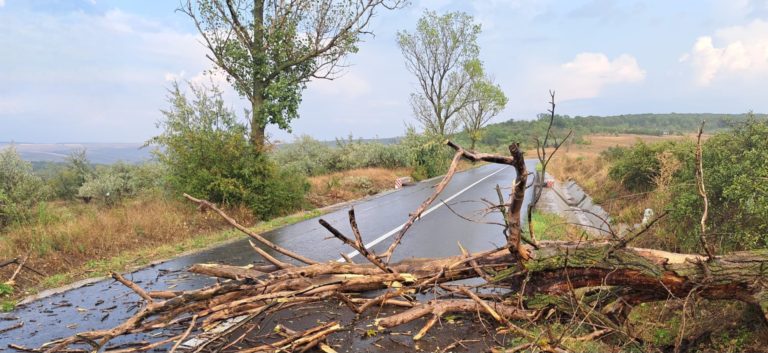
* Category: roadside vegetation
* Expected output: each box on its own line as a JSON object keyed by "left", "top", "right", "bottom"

{"left": 0, "top": 89, "right": 454, "bottom": 303}
{"left": 543, "top": 116, "right": 768, "bottom": 351}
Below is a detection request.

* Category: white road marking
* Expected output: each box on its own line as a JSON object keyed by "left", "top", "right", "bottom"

{"left": 338, "top": 166, "right": 508, "bottom": 261}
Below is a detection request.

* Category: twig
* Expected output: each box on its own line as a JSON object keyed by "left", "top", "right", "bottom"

{"left": 0, "top": 320, "right": 23, "bottom": 334}
{"left": 5, "top": 254, "right": 28, "bottom": 285}
{"left": 169, "top": 314, "right": 197, "bottom": 353}
{"left": 612, "top": 211, "right": 669, "bottom": 250}
{"left": 459, "top": 287, "right": 535, "bottom": 339}
{"left": 184, "top": 194, "right": 319, "bottom": 265}
{"left": 319, "top": 217, "right": 392, "bottom": 273}
{"left": 695, "top": 122, "right": 715, "bottom": 260}
{"left": 111, "top": 272, "right": 153, "bottom": 303}
{"left": 248, "top": 240, "right": 293, "bottom": 269}
{"left": 528, "top": 92, "right": 572, "bottom": 247}
{"left": 379, "top": 150, "right": 464, "bottom": 263}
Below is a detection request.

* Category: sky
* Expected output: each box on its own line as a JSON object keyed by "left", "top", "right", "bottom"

{"left": 2, "top": 0, "right": 768, "bottom": 143}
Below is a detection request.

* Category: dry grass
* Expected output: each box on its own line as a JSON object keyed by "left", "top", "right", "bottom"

{"left": 0, "top": 195, "right": 255, "bottom": 296}
{"left": 307, "top": 167, "right": 412, "bottom": 208}
{"left": 532, "top": 133, "right": 701, "bottom": 160}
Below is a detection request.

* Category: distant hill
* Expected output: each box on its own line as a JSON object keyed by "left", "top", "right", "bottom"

{"left": 462, "top": 112, "right": 768, "bottom": 148}
{"left": 0, "top": 143, "right": 154, "bottom": 164}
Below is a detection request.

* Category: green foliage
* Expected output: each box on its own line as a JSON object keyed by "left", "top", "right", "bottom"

{"left": 608, "top": 142, "right": 667, "bottom": 192}
{"left": 0, "top": 146, "right": 49, "bottom": 229}
{"left": 667, "top": 118, "right": 768, "bottom": 251}
{"left": 0, "top": 283, "right": 12, "bottom": 296}
{"left": 460, "top": 72, "right": 508, "bottom": 150}
{"left": 453, "top": 112, "right": 767, "bottom": 153}
{"left": 149, "top": 82, "right": 308, "bottom": 219}
{"left": 272, "top": 135, "right": 410, "bottom": 177}
{"left": 76, "top": 162, "right": 166, "bottom": 205}
{"left": 0, "top": 283, "right": 12, "bottom": 312}
{"left": 606, "top": 117, "right": 768, "bottom": 252}
{"left": 400, "top": 129, "right": 452, "bottom": 180}
{"left": 43, "top": 149, "right": 94, "bottom": 199}
{"left": 398, "top": 10, "right": 483, "bottom": 136}
{"left": 182, "top": 0, "right": 400, "bottom": 148}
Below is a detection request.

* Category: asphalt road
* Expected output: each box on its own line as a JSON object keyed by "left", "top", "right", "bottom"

{"left": 0, "top": 161, "right": 536, "bottom": 350}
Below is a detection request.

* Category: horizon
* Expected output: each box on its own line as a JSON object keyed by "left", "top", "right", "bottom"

{"left": 0, "top": 111, "right": 762, "bottom": 144}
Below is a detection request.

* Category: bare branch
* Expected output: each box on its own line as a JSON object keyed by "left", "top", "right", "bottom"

{"left": 379, "top": 150, "right": 464, "bottom": 263}
{"left": 184, "top": 193, "right": 319, "bottom": 265}
{"left": 695, "top": 122, "right": 715, "bottom": 260}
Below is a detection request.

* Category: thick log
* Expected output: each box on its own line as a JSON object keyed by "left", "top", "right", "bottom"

{"left": 189, "top": 242, "right": 768, "bottom": 310}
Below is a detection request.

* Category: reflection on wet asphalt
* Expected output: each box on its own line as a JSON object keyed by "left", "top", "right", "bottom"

{"left": 0, "top": 162, "right": 535, "bottom": 349}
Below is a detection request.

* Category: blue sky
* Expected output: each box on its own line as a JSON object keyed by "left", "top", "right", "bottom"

{"left": 2, "top": 0, "right": 768, "bottom": 143}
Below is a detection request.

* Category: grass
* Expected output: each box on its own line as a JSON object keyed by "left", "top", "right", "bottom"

{"left": 525, "top": 211, "right": 577, "bottom": 241}
{"left": 0, "top": 195, "right": 325, "bottom": 300}
{"left": 307, "top": 167, "right": 412, "bottom": 208}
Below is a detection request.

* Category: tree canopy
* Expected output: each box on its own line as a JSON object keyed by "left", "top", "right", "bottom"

{"left": 398, "top": 10, "right": 482, "bottom": 137}
{"left": 180, "top": 0, "right": 404, "bottom": 150}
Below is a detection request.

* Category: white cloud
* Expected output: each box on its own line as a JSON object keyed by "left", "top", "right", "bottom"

{"left": 0, "top": 7, "right": 214, "bottom": 142}
{"left": 307, "top": 71, "right": 372, "bottom": 99}
{"left": 0, "top": 0, "right": 5, "bottom": 8}
{"left": 550, "top": 52, "right": 646, "bottom": 100}
{"left": 682, "top": 20, "right": 768, "bottom": 86}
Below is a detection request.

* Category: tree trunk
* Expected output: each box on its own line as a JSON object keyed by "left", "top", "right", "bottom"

{"left": 250, "top": 0, "right": 266, "bottom": 151}
{"left": 188, "top": 242, "right": 768, "bottom": 316}
{"left": 250, "top": 97, "right": 266, "bottom": 151}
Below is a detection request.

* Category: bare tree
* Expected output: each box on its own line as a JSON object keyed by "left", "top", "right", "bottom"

{"left": 179, "top": 0, "right": 405, "bottom": 151}
{"left": 397, "top": 10, "right": 482, "bottom": 137}
{"left": 460, "top": 74, "right": 507, "bottom": 150}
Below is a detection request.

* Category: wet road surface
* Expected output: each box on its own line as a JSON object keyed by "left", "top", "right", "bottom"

{"left": 0, "top": 162, "right": 536, "bottom": 350}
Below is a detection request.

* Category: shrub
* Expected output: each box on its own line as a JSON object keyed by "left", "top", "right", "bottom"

{"left": 44, "top": 149, "right": 94, "bottom": 199}
{"left": 667, "top": 118, "right": 768, "bottom": 251}
{"left": 0, "top": 146, "right": 49, "bottom": 228}
{"left": 272, "top": 135, "right": 334, "bottom": 176}
{"left": 149, "top": 82, "right": 308, "bottom": 219}
{"left": 78, "top": 171, "right": 126, "bottom": 206}
{"left": 400, "top": 129, "right": 452, "bottom": 180}
{"left": 75, "top": 162, "right": 166, "bottom": 206}
{"left": 607, "top": 141, "right": 692, "bottom": 193}
{"left": 273, "top": 135, "right": 410, "bottom": 176}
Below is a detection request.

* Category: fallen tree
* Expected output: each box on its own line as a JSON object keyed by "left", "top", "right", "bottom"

{"left": 14, "top": 139, "right": 768, "bottom": 353}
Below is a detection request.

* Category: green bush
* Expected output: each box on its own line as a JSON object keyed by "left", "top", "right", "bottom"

{"left": 149, "top": 82, "right": 308, "bottom": 219}
{"left": 272, "top": 135, "right": 410, "bottom": 176}
{"left": 0, "top": 146, "right": 49, "bottom": 228}
{"left": 76, "top": 162, "right": 166, "bottom": 205}
{"left": 607, "top": 141, "right": 692, "bottom": 192}
{"left": 44, "top": 149, "right": 94, "bottom": 199}
{"left": 605, "top": 118, "right": 768, "bottom": 252}
{"left": 667, "top": 118, "right": 768, "bottom": 251}
{"left": 400, "top": 129, "right": 452, "bottom": 180}
{"left": 272, "top": 135, "right": 335, "bottom": 176}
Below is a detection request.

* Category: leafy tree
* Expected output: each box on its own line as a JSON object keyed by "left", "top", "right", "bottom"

{"left": 149, "top": 82, "right": 308, "bottom": 219}
{"left": 397, "top": 10, "right": 482, "bottom": 137}
{"left": 48, "top": 149, "right": 93, "bottom": 199}
{"left": 0, "top": 146, "right": 48, "bottom": 228}
{"left": 460, "top": 74, "right": 507, "bottom": 150}
{"left": 180, "top": 0, "right": 404, "bottom": 151}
